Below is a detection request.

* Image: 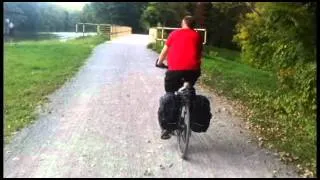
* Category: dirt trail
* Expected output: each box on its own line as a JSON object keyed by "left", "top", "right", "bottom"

{"left": 4, "top": 35, "right": 299, "bottom": 178}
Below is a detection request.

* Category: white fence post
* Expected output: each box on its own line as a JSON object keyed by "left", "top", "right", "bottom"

{"left": 204, "top": 30, "right": 207, "bottom": 44}
{"left": 110, "top": 25, "right": 113, "bottom": 39}
{"left": 148, "top": 28, "right": 157, "bottom": 43}
{"left": 82, "top": 24, "right": 85, "bottom": 37}
{"left": 161, "top": 27, "right": 164, "bottom": 46}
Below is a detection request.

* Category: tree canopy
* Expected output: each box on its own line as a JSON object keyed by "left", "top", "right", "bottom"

{"left": 4, "top": 2, "right": 81, "bottom": 32}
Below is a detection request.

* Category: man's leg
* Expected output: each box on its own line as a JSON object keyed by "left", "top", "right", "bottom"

{"left": 185, "top": 70, "right": 201, "bottom": 87}
{"left": 164, "top": 71, "right": 183, "bottom": 93}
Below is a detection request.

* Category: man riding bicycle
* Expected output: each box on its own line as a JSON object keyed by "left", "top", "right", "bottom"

{"left": 156, "top": 16, "right": 203, "bottom": 139}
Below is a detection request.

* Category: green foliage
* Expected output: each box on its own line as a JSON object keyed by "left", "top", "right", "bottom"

{"left": 233, "top": 2, "right": 316, "bottom": 175}
{"left": 233, "top": 2, "right": 316, "bottom": 112}
{"left": 146, "top": 41, "right": 164, "bottom": 54}
{"left": 141, "top": 2, "right": 251, "bottom": 49}
{"left": 4, "top": 2, "right": 149, "bottom": 33}
{"left": 4, "top": 2, "right": 81, "bottom": 32}
{"left": 86, "top": 2, "right": 148, "bottom": 33}
{"left": 204, "top": 2, "right": 251, "bottom": 49}
{"left": 141, "top": 4, "right": 161, "bottom": 28}
{"left": 81, "top": 3, "right": 96, "bottom": 24}
{"left": 141, "top": 2, "right": 192, "bottom": 28}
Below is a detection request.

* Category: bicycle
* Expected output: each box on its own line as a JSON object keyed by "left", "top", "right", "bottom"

{"left": 155, "top": 59, "right": 195, "bottom": 159}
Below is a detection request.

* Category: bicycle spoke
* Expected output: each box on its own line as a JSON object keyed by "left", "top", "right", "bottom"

{"left": 177, "top": 103, "right": 190, "bottom": 159}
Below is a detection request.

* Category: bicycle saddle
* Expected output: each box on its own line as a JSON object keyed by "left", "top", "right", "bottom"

{"left": 178, "top": 82, "right": 191, "bottom": 92}
{"left": 177, "top": 81, "right": 196, "bottom": 99}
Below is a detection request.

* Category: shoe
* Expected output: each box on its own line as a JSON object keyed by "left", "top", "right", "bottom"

{"left": 161, "top": 130, "right": 171, "bottom": 140}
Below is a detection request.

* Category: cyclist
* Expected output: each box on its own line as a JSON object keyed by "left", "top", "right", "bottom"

{"left": 156, "top": 16, "right": 203, "bottom": 139}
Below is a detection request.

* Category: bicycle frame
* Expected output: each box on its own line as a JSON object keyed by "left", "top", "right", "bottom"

{"left": 175, "top": 82, "right": 195, "bottom": 159}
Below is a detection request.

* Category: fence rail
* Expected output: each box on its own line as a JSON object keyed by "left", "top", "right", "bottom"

{"left": 149, "top": 27, "right": 207, "bottom": 45}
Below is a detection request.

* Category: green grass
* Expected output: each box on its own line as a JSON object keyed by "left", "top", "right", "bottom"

{"left": 201, "top": 55, "right": 277, "bottom": 99}
{"left": 4, "top": 35, "right": 109, "bottom": 143}
{"left": 203, "top": 46, "right": 241, "bottom": 62}
{"left": 147, "top": 41, "right": 315, "bottom": 176}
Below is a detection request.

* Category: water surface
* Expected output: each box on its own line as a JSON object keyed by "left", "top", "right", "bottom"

{"left": 4, "top": 32, "right": 98, "bottom": 43}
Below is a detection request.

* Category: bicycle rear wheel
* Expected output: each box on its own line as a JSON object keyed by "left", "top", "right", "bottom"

{"left": 177, "top": 104, "right": 191, "bottom": 159}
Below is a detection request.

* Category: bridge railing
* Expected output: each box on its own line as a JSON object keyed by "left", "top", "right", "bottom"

{"left": 110, "top": 25, "right": 132, "bottom": 39}
{"left": 75, "top": 23, "right": 132, "bottom": 40}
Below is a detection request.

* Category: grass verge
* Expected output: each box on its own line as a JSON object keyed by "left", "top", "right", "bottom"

{"left": 147, "top": 42, "right": 315, "bottom": 177}
{"left": 4, "top": 35, "right": 109, "bottom": 143}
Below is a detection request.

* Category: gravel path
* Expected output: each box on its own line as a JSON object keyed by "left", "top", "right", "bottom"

{"left": 3, "top": 34, "right": 299, "bottom": 178}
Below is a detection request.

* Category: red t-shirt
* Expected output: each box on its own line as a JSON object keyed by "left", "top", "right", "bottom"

{"left": 166, "top": 28, "right": 202, "bottom": 71}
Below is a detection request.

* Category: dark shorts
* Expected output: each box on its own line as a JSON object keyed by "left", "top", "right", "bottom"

{"left": 164, "top": 70, "right": 201, "bottom": 93}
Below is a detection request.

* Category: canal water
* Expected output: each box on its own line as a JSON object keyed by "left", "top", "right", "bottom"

{"left": 3, "top": 32, "right": 98, "bottom": 43}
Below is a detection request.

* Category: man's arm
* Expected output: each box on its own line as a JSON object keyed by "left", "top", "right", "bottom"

{"left": 157, "top": 45, "right": 169, "bottom": 65}
{"left": 158, "top": 31, "right": 174, "bottom": 65}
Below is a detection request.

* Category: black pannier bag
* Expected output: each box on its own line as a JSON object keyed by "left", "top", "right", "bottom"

{"left": 190, "top": 95, "right": 212, "bottom": 132}
{"left": 158, "top": 93, "right": 181, "bottom": 131}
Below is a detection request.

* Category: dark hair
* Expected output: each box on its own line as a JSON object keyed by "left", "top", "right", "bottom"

{"left": 183, "top": 16, "right": 196, "bottom": 29}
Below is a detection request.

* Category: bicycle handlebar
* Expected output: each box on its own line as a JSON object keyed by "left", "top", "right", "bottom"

{"left": 155, "top": 58, "right": 168, "bottom": 69}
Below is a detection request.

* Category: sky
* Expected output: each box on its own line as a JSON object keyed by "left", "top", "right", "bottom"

{"left": 50, "top": 2, "right": 90, "bottom": 11}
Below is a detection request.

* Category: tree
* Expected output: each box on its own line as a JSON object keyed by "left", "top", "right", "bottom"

{"left": 141, "top": 2, "right": 191, "bottom": 28}
{"left": 205, "top": 2, "right": 251, "bottom": 49}
{"left": 4, "top": 2, "right": 28, "bottom": 30}
{"left": 3, "top": 2, "right": 86, "bottom": 32}
{"left": 85, "top": 2, "right": 147, "bottom": 33}
{"left": 233, "top": 2, "right": 316, "bottom": 115}
{"left": 64, "top": 11, "right": 69, "bottom": 32}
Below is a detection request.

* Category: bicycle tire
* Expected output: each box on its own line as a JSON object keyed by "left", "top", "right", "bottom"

{"left": 177, "top": 104, "right": 191, "bottom": 159}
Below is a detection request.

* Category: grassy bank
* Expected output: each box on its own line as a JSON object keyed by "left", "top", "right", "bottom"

{"left": 147, "top": 42, "right": 315, "bottom": 177}
{"left": 4, "top": 35, "right": 109, "bottom": 143}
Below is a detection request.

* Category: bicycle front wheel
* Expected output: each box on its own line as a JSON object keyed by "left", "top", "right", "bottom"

{"left": 177, "top": 104, "right": 191, "bottom": 159}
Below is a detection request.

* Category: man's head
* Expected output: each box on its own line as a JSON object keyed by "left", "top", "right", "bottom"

{"left": 181, "top": 16, "right": 196, "bottom": 29}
